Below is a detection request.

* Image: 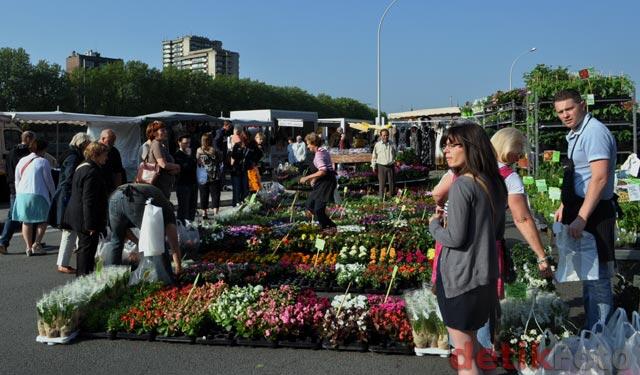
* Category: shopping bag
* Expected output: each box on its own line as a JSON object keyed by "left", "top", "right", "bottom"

{"left": 177, "top": 220, "right": 200, "bottom": 255}
{"left": 128, "top": 256, "right": 173, "bottom": 286}
{"left": 196, "top": 166, "right": 208, "bottom": 185}
{"left": 553, "top": 223, "right": 599, "bottom": 282}
{"left": 94, "top": 232, "right": 110, "bottom": 261}
{"left": 618, "top": 331, "right": 640, "bottom": 375}
{"left": 138, "top": 199, "right": 165, "bottom": 256}
{"left": 632, "top": 311, "right": 640, "bottom": 331}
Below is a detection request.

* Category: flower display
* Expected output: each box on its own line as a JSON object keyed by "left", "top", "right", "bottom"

{"left": 320, "top": 294, "right": 370, "bottom": 347}
{"left": 367, "top": 295, "right": 413, "bottom": 344}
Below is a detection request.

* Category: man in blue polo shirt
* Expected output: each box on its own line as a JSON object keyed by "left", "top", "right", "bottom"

{"left": 553, "top": 89, "right": 617, "bottom": 330}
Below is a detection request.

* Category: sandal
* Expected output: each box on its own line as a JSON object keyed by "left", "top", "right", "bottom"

{"left": 31, "top": 242, "right": 46, "bottom": 255}
{"left": 57, "top": 266, "right": 76, "bottom": 274}
{"left": 26, "top": 247, "right": 33, "bottom": 256}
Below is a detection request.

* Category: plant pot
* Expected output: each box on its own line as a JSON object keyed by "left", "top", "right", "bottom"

{"left": 196, "top": 332, "right": 236, "bottom": 346}
{"left": 437, "top": 334, "right": 449, "bottom": 350}
{"left": 117, "top": 331, "right": 156, "bottom": 341}
{"left": 369, "top": 340, "right": 414, "bottom": 355}
{"left": 156, "top": 335, "right": 196, "bottom": 344}
{"left": 411, "top": 329, "right": 431, "bottom": 349}
{"left": 278, "top": 335, "right": 322, "bottom": 350}
{"left": 322, "top": 340, "right": 368, "bottom": 352}
{"left": 37, "top": 320, "right": 47, "bottom": 337}
{"left": 236, "top": 336, "right": 279, "bottom": 348}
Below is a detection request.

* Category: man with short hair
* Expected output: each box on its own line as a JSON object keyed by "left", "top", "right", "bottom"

{"left": 290, "top": 135, "right": 307, "bottom": 168}
{"left": 553, "top": 89, "right": 617, "bottom": 330}
{"left": 371, "top": 129, "right": 397, "bottom": 199}
{"left": 99, "top": 129, "right": 125, "bottom": 194}
{"left": 0, "top": 131, "right": 36, "bottom": 254}
{"left": 214, "top": 120, "right": 233, "bottom": 159}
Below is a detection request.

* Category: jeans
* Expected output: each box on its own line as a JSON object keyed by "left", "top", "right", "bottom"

{"left": 103, "top": 190, "right": 147, "bottom": 266}
{"left": 0, "top": 194, "right": 21, "bottom": 246}
{"left": 477, "top": 320, "right": 492, "bottom": 349}
{"left": 583, "top": 261, "right": 614, "bottom": 330}
{"left": 176, "top": 184, "right": 197, "bottom": 222}
{"left": 231, "top": 173, "right": 248, "bottom": 206}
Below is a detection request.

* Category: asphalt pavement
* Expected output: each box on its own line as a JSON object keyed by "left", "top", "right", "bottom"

{"left": 0, "top": 190, "right": 585, "bottom": 375}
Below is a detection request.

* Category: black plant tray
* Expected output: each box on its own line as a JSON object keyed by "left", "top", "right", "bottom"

{"left": 196, "top": 332, "right": 237, "bottom": 346}
{"left": 236, "top": 337, "right": 279, "bottom": 348}
{"left": 80, "top": 331, "right": 117, "bottom": 340}
{"left": 116, "top": 332, "right": 156, "bottom": 341}
{"left": 155, "top": 335, "right": 196, "bottom": 344}
{"left": 322, "top": 341, "right": 368, "bottom": 352}
{"left": 368, "top": 341, "right": 414, "bottom": 355}
{"left": 277, "top": 336, "right": 322, "bottom": 350}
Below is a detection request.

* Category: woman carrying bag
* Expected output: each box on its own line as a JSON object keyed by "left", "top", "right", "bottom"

{"left": 139, "top": 121, "right": 180, "bottom": 199}
{"left": 196, "top": 133, "right": 224, "bottom": 218}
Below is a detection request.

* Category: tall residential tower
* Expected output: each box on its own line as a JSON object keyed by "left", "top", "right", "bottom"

{"left": 162, "top": 35, "right": 239, "bottom": 78}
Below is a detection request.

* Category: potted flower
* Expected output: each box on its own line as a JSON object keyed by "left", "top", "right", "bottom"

{"left": 320, "top": 294, "right": 370, "bottom": 351}
{"left": 367, "top": 295, "right": 414, "bottom": 353}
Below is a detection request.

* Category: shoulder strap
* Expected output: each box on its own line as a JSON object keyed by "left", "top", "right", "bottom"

{"left": 498, "top": 165, "right": 513, "bottom": 179}
{"left": 75, "top": 162, "right": 91, "bottom": 171}
{"left": 19, "top": 156, "right": 39, "bottom": 177}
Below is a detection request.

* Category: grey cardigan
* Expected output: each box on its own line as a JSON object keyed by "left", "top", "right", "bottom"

{"left": 429, "top": 175, "right": 506, "bottom": 298}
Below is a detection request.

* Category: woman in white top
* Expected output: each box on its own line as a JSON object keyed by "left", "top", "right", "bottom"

{"left": 13, "top": 139, "right": 56, "bottom": 256}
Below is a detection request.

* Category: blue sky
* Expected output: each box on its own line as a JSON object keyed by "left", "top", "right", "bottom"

{"left": 1, "top": 0, "right": 638, "bottom": 114}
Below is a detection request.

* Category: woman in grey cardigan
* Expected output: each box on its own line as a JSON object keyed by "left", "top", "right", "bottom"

{"left": 428, "top": 123, "right": 507, "bottom": 374}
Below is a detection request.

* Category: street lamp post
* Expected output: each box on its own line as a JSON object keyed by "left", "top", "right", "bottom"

{"left": 377, "top": 0, "right": 400, "bottom": 125}
{"left": 509, "top": 47, "right": 537, "bottom": 90}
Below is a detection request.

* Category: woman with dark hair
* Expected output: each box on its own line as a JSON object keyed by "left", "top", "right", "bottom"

{"left": 229, "top": 128, "right": 249, "bottom": 205}
{"left": 428, "top": 122, "right": 507, "bottom": 374}
{"left": 173, "top": 134, "right": 197, "bottom": 222}
{"left": 50, "top": 132, "right": 92, "bottom": 273}
{"left": 299, "top": 132, "right": 337, "bottom": 230}
{"left": 13, "top": 139, "right": 56, "bottom": 256}
{"left": 63, "top": 142, "right": 109, "bottom": 276}
{"left": 196, "top": 133, "right": 224, "bottom": 218}
{"left": 142, "top": 120, "right": 180, "bottom": 199}
{"left": 247, "top": 132, "right": 265, "bottom": 193}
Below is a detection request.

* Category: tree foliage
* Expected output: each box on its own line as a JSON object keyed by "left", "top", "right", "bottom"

{"left": 1, "top": 47, "right": 376, "bottom": 119}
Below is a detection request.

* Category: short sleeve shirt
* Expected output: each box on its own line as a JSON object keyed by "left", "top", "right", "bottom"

{"left": 498, "top": 162, "right": 525, "bottom": 195}
{"left": 313, "top": 147, "right": 334, "bottom": 171}
{"left": 566, "top": 114, "right": 616, "bottom": 199}
{"left": 148, "top": 140, "right": 174, "bottom": 165}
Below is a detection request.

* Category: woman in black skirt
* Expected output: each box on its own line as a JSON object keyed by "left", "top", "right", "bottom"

{"left": 299, "top": 133, "right": 337, "bottom": 230}
{"left": 428, "top": 122, "right": 507, "bottom": 374}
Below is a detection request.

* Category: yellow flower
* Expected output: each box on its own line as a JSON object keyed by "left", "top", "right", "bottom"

{"left": 427, "top": 248, "right": 436, "bottom": 261}
{"left": 389, "top": 247, "right": 396, "bottom": 261}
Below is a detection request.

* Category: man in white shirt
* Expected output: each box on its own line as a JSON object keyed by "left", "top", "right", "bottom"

{"left": 289, "top": 135, "right": 307, "bottom": 168}
{"left": 371, "top": 129, "right": 397, "bottom": 198}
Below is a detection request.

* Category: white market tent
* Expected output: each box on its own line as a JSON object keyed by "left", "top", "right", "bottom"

{"left": 2, "top": 111, "right": 142, "bottom": 179}
{"left": 137, "top": 110, "right": 219, "bottom": 123}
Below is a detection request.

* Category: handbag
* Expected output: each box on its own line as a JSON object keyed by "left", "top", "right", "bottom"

{"left": 135, "top": 151, "right": 159, "bottom": 184}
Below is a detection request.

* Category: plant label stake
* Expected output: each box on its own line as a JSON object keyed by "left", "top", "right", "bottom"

{"left": 289, "top": 192, "right": 299, "bottom": 223}
{"left": 336, "top": 281, "right": 352, "bottom": 316}
{"left": 384, "top": 265, "right": 399, "bottom": 303}
{"left": 421, "top": 205, "right": 428, "bottom": 221}
{"left": 182, "top": 273, "right": 201, "bottom": 309}
{"left": 313, "top": 238, "right": 326, "bottom": 268}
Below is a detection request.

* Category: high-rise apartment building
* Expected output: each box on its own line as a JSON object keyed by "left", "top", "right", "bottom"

{"left": 162, "top": 35, "right": 239, "bottom": 78}
{"left": 66, "top": 50, "right": 122, "bottom": 72}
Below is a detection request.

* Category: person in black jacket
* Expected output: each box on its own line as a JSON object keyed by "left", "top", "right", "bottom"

{"left": 50, "top": 133, "right": 92, "bottom": 273}
{"left": 173, "top": 134, "right": 197, "bottom": 222}
{"left": 0, "top": 131, "right": 35, "bottom": 254}
{"left": 63, "top": 142, "right": 109, "bottom": 276}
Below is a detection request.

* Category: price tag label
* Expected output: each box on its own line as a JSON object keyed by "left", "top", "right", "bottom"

{"left": 536, "top": 179, "right": 548, "bottom": 193}
{"left": 559, "top": 177, "right": 563, "bottom": 186}
{"left": 249, "top": 193, "right": 257, "bottom": 204}
{"left": 523, "top": 176, "right": 535, "bottom": 185}
{"left": 315, "top": 238, "right": 326, "bottom": 251}
{"left": 548, "top": 187, "right": 561, "bottom": 201}
{"left": 627, "top": 184, "right": 640, "bottom": 202}
{"left": 552, "top": 151, "right": 561, "bottom": 163}
{"left": 586, "top": 94, "right": 595, "bottom": 106}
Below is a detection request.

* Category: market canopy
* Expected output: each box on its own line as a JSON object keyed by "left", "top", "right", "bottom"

{"left": 137, "top": 111, "right": 219, "bottom": 123}
{"left": 3, "top": 110, "right": 142, "bottom": 126}
{"left": 218, "top": 117, "right": 273, "bottom": 127}
{"left": 388, "top": 107, "right": 461, "bottom": 120}
{"left": 2, "top": 111, "right": 142, "bottom": 180}
{"left": 348, "top": 122, "right": 392, "bottom": 133}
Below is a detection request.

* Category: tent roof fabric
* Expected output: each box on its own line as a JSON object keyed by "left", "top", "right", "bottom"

{"left": 388, "top": 107, "right": 461, "bottom": 120}
{"left": 137, "top": 111, "right": 219, "bottom": 122}
{"left": 2, "top": 111, "right": 141, "bottom": 125}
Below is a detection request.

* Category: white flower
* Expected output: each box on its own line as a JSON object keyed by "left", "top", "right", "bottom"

{"left": 510, "top": 338, "right": 517, "bottom": 344}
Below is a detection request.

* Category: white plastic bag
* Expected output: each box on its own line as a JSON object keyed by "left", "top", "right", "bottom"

{"left": 618, "top": 331, "right": 640, "bottom": 375}
{"left": 542, "top": 330, "right": 612, "bottom": 375}
{"left": 138, "top": 199, "right": 165, "bottom": 256}
{"left": 554, "top": 223, "right": 599, "bottom": 282}
{"left": 94, "top": 232, "right": 110, "bottom": 261}
{"left": 197, "top": 166, "right": 208, "bottom": 185}
{"left": 177, "top": 220, "right": 200, "bottom": 254}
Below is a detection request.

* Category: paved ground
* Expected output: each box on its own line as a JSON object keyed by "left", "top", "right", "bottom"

{"left": 0, "top": 189, "right": 585, "bottom": 375}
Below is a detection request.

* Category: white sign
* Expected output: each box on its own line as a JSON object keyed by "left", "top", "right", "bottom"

{"left": 278, "top": 118, "right": 304, "bottom": 128}
{"left": 628, "top": 184, "right": 640, "bottom": 202}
